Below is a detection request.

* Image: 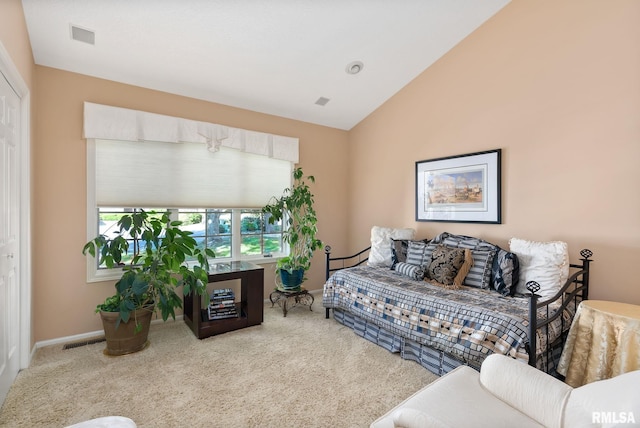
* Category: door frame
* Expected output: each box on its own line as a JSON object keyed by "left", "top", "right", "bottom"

{"left": 0, "top": 41, "right": 32, "bottom": 370}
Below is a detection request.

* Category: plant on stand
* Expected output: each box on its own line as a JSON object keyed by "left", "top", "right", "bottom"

{"left": 262, "top": 167, "right": 323, "bottom": 290}
{"left": 83, "top": 209, "right": 214, "bottom": 355}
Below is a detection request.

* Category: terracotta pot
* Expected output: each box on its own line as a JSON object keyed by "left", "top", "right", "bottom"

{"left": 99, "top": 306, "right": 153, "bottom": 356}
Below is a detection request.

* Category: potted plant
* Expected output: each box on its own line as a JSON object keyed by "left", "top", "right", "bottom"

{"left": 262, "top": 167, "right": 323, "bottom": 290}
{"left": 83, "top": 209, "right": 214, "bottom": 355}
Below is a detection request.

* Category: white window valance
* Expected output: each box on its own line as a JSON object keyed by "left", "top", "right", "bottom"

{"left": 82, "top": 102, "right": 299, "bottom": 163}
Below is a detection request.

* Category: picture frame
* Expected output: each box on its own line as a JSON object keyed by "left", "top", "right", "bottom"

{"left": 415, "top": 149, "right": 501, "bottom": 223}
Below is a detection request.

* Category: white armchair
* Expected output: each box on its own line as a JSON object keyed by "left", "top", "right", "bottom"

{"left": 371, "top": 354, "right": 640, "bottom": 428}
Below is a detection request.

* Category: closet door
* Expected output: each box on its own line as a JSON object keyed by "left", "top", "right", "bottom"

{"left": 0, "top": 70, "right": 20, "bottom": 405}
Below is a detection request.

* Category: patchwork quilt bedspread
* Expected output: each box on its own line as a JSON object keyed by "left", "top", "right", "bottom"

{"left": 323, "top": 266, "right": 575, "bottom": 366}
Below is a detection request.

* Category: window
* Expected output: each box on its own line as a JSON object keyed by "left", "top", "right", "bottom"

{"left": 93, "top": 208, "right": 284, "bottom": 276}
{"left": 172, "top": 208, "right": 284, "bottom": 260}
{"left": 86, "top": 137, "right": 293, "bottom": 282}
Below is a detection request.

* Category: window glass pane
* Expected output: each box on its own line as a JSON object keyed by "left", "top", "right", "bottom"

{"left": 263, "top": 233, "right": 283, "bottom": 254}
{"left": 97, "top": 208, "right": 165, "bottom": 267}
{"left": 175, "top": 209, "right": 206, "bottom": 260}
{"left": 178, "top": 209, "right": 205, "bottom": 238}
{"left": 239, "top": 209, "right": 283, "bottom": 256}
{"left": 240, "top": 210, "right": 263, "bottom": 256}
{"left": 241, "top": 235, "right": 263, "bottom": 255}
{"left": 262, "top": 212, "right": 283, "bottom": 254}
{"left": 241, "top": 211, "right": 262, "bottom": 234}
{"left": 263, "top": 213, "right": 281, "bottom": 233}
{"left": 206, "top": 209, "right": 232, "bottom": 258}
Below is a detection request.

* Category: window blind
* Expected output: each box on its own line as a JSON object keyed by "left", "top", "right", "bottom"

{"left": 93, "top": 139, "right": 292, "bottom": 208}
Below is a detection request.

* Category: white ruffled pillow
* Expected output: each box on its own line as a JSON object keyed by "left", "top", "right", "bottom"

{"left": 509, "top": 238, "right": 569, "bottom": 300}
{"left": 368, "top": 226, "right": 415, "bottom": 267}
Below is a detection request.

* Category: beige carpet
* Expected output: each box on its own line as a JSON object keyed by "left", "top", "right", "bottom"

{"left": 0, "top": 302, "right": 437, "bottom": 428}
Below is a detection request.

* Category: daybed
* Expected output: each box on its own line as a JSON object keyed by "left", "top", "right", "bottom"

{"left": 322, "top": 229, "right": 592, "bottom": 375}
{"left": 370, "top": 353, "right": 640, "bottom": 428}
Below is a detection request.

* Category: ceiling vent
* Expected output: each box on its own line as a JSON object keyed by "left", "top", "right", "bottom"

{"left": 315, "top": 97, "right": 330, "bottom": 106}
{"left": 70, "top": 25, "right": 95, "bottom": 45}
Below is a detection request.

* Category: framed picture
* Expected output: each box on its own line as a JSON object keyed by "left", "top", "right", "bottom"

{"left": 415, "top": 149, "right": 501, "bottom": 223}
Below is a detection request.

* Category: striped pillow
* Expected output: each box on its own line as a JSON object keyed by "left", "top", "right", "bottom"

{"left": 406, "top": 240, "right": 428, "bottom": 266}
{"left": 393, "top": 262, "right": 425, "bottom": 281}
{"left": 464, "top": 248, "right": 496, "bottom": 289}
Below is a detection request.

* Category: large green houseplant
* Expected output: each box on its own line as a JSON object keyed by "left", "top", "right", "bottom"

{"left": 262, "top": 167, "right": 323, "bottom": 290}
{"left": 83, "top": 209, "right": 214, "bottom": 355}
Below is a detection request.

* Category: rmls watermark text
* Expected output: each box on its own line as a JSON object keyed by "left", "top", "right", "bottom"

{"left": 592, "top": 412, "right": 636, "bottom": 424}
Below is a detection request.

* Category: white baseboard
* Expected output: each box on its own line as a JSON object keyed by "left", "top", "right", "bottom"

{"left": 31, "top": 291, "right": 324, "bottom": 355}
{"left": 34, "top": 314, "right": 186, "bottom": 350}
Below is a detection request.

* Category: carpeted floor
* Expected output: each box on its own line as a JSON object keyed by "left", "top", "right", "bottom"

{"left": 0, "top": 301, "right": 437, "bottom": 428}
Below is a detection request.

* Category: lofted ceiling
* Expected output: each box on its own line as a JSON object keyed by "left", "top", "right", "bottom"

{"left": 21, "top": 0, "right": 510, "bottom": 130}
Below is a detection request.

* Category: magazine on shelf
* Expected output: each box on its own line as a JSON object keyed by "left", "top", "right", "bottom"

{"left": 207, "top": 307, "right": 239, "bottom": 320}
{"left": 209, "top": 301, "right": 235, "bottom": 310}
{"left": 210, "top": 288, "right": 234, "bottom": 299}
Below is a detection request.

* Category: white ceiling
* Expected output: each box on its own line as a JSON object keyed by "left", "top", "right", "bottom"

{"left": 21, "top": 0, "right": 510, "bottom": 130}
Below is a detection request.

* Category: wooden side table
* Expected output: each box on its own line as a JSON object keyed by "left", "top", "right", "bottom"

{"left": 269, "top": 287, "right": 314, "bottom": 317}
{"left": 183, "top": 261, "right": 264, "bottom": 339}
{"left": 557, "top": 300, "right": 640, "bottom": 387}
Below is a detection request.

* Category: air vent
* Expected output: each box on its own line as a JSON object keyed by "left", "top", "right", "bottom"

{"left": 315, "top": 97, "right": 330, "bottom": 106}
{"left": 70, "top": 25, "right": 95, "bottom": 45}
{"left": 62, "top": 337, "right": 105, "bottom": 350}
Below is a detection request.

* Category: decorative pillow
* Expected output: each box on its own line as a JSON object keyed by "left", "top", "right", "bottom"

{"left": 405, "top": 240, "right": 427, "bottom": 266}
{"left": 393, "top": 261, "right": 426, "bottom": 281}
{"left": 453, "top": 248, "right": 473, "bottom": 286}
{"left": 509, "top": 238, "right": 569, "bottom": 300}
{"left": 492, "top": 250, "right": 520, "bottom": 296}
{"left": 368, "top": 226, "right": 415, "bottom": 267}
{"left": 433, "top": 232, "right": 519, "bottom": 293}
{"left": 464, "top": 248, "right": 496, "bottom": 289}
{"left": 391, "top": 238, "right": 429, "bottom": 267}
{"left": 425, "top": 245, "right": 467, "bottom": 287}
{"left": 390, "top": 239, "right": 409, "bottom": 266}
{"left": 436, "top": 232, "right": 496, "bottom": 252}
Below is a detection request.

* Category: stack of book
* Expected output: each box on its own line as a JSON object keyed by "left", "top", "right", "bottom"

{"left": 207, "top": 288, "right": 239, "bottom": 320}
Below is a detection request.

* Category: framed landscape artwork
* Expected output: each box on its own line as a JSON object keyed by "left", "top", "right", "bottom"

{"left": 415, "top": 149, "right": 501, "bottom": 223}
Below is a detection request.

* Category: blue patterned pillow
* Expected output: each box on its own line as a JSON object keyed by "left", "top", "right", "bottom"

{"left": 390, "top": 238, "right": 410, "bottom": 267}
{"left": 493, "top": 249, "right": 520, "bottom": 296}
{"left": 393, "top": 261, "right": 425, "bottom": 281}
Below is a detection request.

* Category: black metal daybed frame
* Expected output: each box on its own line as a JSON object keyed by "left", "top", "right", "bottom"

{"left": 323, "top": 245, "right": 593, "bottom": 372}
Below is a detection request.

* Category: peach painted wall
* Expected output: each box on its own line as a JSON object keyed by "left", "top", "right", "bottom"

{"left": 348, "top": 0, "right": 640, "bottom": 304}
{"left": 0, "top": 0, "right": 34, "bottom": 86}
{"left": 33, "top": 66, "right": 349, "bottom": 341}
